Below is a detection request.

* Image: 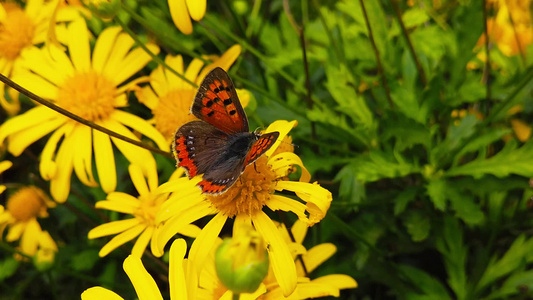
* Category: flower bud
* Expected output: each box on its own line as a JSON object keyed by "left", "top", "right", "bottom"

{"left": 83, "top": 0, "right": 121, "bottom": 20}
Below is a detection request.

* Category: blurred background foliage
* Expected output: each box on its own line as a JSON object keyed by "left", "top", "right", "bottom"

{"left": 1, "top": 0, "right": 532, "bottom": 299}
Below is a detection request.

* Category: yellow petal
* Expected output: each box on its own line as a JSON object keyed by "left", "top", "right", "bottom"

{"left": 20, "top": 219, "right": 42, "bottom": 256}
{"left": 511, "top": 119, "right": 531, "bottom": 142}
{"left": 188, "top": 212, "right": 227, "bottom": 276}
{"left": 266, "top": 194, "right": 308, "bottom": 224}
{"left": 25, "top": 0, "right": 45, "bottom": 20}
{"left": 95, "top": 200, "right": 137, "bottom": 214}
{"left": 102, "top": 33, "right": 135, "bottom": 78}
{"left": 99, "top": 224, "right": 145, "bottom": 257}
{"left": 253, "top": 211, "right": 297, "bottom": 297}
{"left": 39, "top": 123, "right": 73, "bottom": 181}
{"left": 135, "top": 86, "right": 159, "bottom": 110}
{"left": 50, "top": 134, "right": 75, "bottom": 202}
{"left": 128, "top": 164, "right": 149, "bottom": 197}
{"left": 8, "top": 117, "right": 65, "bottom": 156}
{"left": 11, "top": 70, "right": 58, "bottom": 101}
{"left": 123, "top": 255, "right": 164, "bottom": 300}
{"left": 113, "top": 44, "right": 160, "bottom": 86}
{"left": 92, "top": 27, "right": 122, "bottom": 72}
{"left": 264, "top": 120, "right": 298, "bottom": 157}
{"left": 169, "top": 0, "right": 193, "bottom": 34}
{"left": 187, "top": 58, "right": 206, "bottom": 85}
{"left": 302, "top": 243, "right": 336, "bottom": 274}
{"left": 20, "top": 46, "right": 71, "bottom": 85}
{"left": 0, "top": 106, "right": 59, "bottom": 146}
{"left": 67, "top": 18, "right": 90, "bottom": 72}
{"left": 198, "top": 45, "right": 242, "bottom": 80}
{"left": 312, "top": 274, "right": 358, "bottom": 290}
{"left": 150, "top": 64, "right": 169, "bottom": 96}
{"left": 186, "top": 0, "right": 206, "bottom": 21}
{"left": 276, "top": 181, "right": 331, "bottom": 226}
{"left": 72, "top": 125, "right": 97, "bottom": 187}
{"left": 107, "top": 192, "right": 141, "bottom": 206}
{"left": 88, "top": 218, "right": 140, "bottom": 239}
{"left": 290, "top": 219, "right": 307, "bottom": 245}
{"left": 131, "top": 226, "right": 154, "bottom": 258}
{"left": 93, "top": 128, "right": 117, "bottom": 193}
{"left": 111, "top": 110, "right": 168, "bottom": 150}
{"left": 0, "top": 5, "right": 6, "bottom": 21}
{"left": 169, "top": 239, "right": 188, "bottom": 300}
{"left": 156, "top": 178, "right": 203, "bottom": 223}
{"left": 164, "top": 55, "right": 186, "bottom": 90}
{"left": 81, "top": 287, "right": 124, "bottom": 300}
{"left": 156, "top": 201, "right": 217, "bottom": 256}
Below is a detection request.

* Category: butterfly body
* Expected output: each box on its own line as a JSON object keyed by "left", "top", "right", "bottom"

{"left": 173, "top": 68, "right": 279, "bottom": 194}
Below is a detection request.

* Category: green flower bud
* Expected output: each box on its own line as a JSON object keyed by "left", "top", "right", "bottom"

{"left": 83, "top": 0, "right": 122, "bottom": 20}
{"left": 215, "top": 233, "right": 269, "bottom": 294}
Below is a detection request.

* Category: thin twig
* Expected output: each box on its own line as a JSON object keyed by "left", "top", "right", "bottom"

{"left": 358, "top": 0, "right": 394, "bottom": 108}
{"left": 482, "top": 0, "right": 492, "bottom": 103}
{"left": 0, "top": 74, "right": 172, "bottom": 158}
{"left": 391, "top": 0, "right": 427, "bottom": 86}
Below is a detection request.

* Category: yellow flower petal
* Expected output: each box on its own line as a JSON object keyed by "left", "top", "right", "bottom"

{"left": 21, "top": 219, "right": 42, "bottom": 256}
{"left": 197, "top": 45, "right": 242, "bottom": 80}
{"left": 290, "top": 219, "right": 307, "bottom": 245}
{"left": 0, "top": 186, "right": 6, "bottom": 194}
{"left": 265, "top": 120, "right": 298, "bottom": 157}
{"left": 92, "top": 26, "right": 122, "bottom": 72}
{"left": 156, "top": 201, "right": 217, "bottom": 256}
{"left": 111, "top": 110, "right": 168, "bottom": 150}
{"left": 39, "top": 123, "right": 73, "bottom": 180}
{"left": 169, "top": 239, "right": 188, "bottom": 300}
{"left": 123, "top": 255, "right": 164, "bottom": 300}
{"left": 11, "top": 70, "right": 59, "bottom": 100}
{"left": 88, "top": 218, "right": 140, "bottom": 239}
{"left": 50, "top": 134, "right": 75, "bottom": 202}
{"left": 95, "top": 200, "right": 137, "bottom": 214}
{"left": 81, "top": 287, "right": 124, "bottom": 300}
{"left": 186, "top": 0, "right": 206, "bottom": 21}
{"left": 7, "top": 118, "right": 64, "bottom": 156}
{"left": 312, "top": 274, "right": 358, "bottom": 290}
{"left": 72, "top": 125, "right": 97, "bottom": 187}
{"left": 131, "top": 226, "right": 154, "bottom": 258}
{"left": 511, "top": 119, "right": 531, "bottom": 142}
{"left": 0, "top": 106, "right": 59, "bottom": 146}
{"left": 128, "top": 164, "right": 149, "bottom": 197}
{"left": 93, "top": 128, "right": 117, "bottom": 194}
{"left": 169, "top": 0, "right": 193, "bottom": 34}
{"left": 186, "top": 58, "right": 205, "bottom": 85}
{"left": 266, "top": 194, "right": 308, "bottom": 223}
{"left": 20, "top": 46, "right": 71, "bottom": 85}
{"left": 135, "top": 86, "right": 159, "bottom": 110}
{"left": 253, "top": 211, "right": 297, "bottom": 297}
{"left": 67, "top": 18, "right": 90, "bottom": 72}
{"left": 107, "top": 192, "right": 141, "bottom": 206}
{"left": 269, "top": 152, "right": 311, "bottom": 182}
{"left": 102, "top": 33, "right": 135, "bottom": 78}
{"left": 113, "top": 44, "right": 160, "bottom": 86}
{"left": 188, "top": 212, "right": 227, "bottom": 276}
{"left": 99, "top": 224, "right": 145, "bottom": 257}
{"left": 276, "top": 181, "right": 331, "bottom": 226}
{"left": 302, "top": 243, "right": 336, "bottom": 274}
{"left": 164, "top": 55, "right": 185, "bottom": 90}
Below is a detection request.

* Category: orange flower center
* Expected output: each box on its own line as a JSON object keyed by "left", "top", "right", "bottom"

{"left": 208, "top": 156, "right": 277, "bottom": 217}
{"left": 135, "top": 194, "right": 166, "bottom": 227}
{"left": 153, "top": 89, "right": 197, "bottom": 140}
{"left": 7, "top": 187, "right": 48, "bottom": 222}
{"left": 0, "top": 4, "right": 35, "bottom": 61}
{"left": 56, "top": 71, "right": 117, "bottom": 122}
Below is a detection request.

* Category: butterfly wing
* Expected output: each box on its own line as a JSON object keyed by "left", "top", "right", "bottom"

{"left": 243, "top": 132, "right": 280, "bottom": 166}
{"left": 191, "top": 67, "right": 249, "bottom": 134}
{"left": 173, "top": 121, "right": 230, "bottom": 178}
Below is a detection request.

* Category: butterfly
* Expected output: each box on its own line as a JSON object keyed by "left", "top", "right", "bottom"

{"left": 172, "top": 67, "right": 280, "bottom": 195}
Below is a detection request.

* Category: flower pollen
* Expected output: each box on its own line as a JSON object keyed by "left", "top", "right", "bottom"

{"left": 0, "top": 4, "right": 35, "bottom": 61}
{"left": 7, "top": 187, "right": 48, "bottom": 222}
{"left": 153, "top": 89, "right": 197, "bottom": 139}
{"left": 56, "top": 71, "right": 116, "bottom": 122}
{"left": 208, "top": 156, "right": 277, "bottom": 217}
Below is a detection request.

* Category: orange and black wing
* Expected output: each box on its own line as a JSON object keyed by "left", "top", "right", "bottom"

{"left": 243, "top": 132, "right": 280, "bottom": 167}
{"left": 191, "top": 67, "right": 249, "bottom": 134}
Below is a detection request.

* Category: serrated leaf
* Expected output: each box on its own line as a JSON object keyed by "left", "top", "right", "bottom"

{"left": 426, "top": 178, "right": 447, "bottom": 211}
{"left": 453, "top": 128, "right": 512, "bottom": 166}
{"left": 488, "top": 269, "right": 533, "bottom": 299}
{"left": 383, "top": 114, "right": 431, "bottom": 151}
{"left": 476, "top": 235, "right": 533, "bottom": 292}
{"left": 0, "top": 258, "right": 19, "bottom": 281}
{"left": 435, "top": 217, "right": 467, "bottom": 300}
{"left": 398, "top": 264, "right": 452, "bottom": 300}
{"left": 334, "top": 164, "right": 366, "bottom": 205}
{"left": 404, "top": 211, "right": 430, "bottom": 242}
{"left": 70, "top": 249, "right": 100, "bottom": 271}
{"left": 350, "top": 150, "right": 419, "bottom": 182}
{"left": 431, "top": 179, "right": 484, "bottom": 225}
{"left": 447, "top": 140, "right": 533, "bottom": 178}
{"left": 431, "top": 115, "right": 479, "bottom": 164}
{"left": 394, "top": 188, "right": 419, "bottom": 215}
{"left": 390, "top": 84, "right": 426, "bottom": 124}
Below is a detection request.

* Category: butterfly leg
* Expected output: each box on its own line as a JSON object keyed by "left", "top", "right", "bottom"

{"left": 253, "top": 162, "right": 260, "bottom": 174}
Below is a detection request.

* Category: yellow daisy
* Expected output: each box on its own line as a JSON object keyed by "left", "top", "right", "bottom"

{"left": 81, "top": 238, "right": 189, "bottom": 300}
{"left": 0, "top": 18, "right": 168, "bottom": 202}
{"left": 168, "top": 0, "right": 207, "bottom": 35}
{"left": 88, "top": 164, "right": 202, "bottom": 258}
{"left": 0, "top": 160, "right": 12, "bottom": 194}
{"left": 0, "top": 186, "right": 57, "bottom": 258}
{"left": 155, "top": 120, "right": 332, "bottom": 297}
{"left": 261, "top": 220, "right": 358, "bottom": 299}
{"left": 0, "top": 0, "right": 78, "bottom": 115}
{"left": 135, "top": 44, "right": 244, "bottom": 141}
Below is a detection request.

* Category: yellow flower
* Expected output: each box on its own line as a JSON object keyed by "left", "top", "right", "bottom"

{"left": 135, "top": 44, "right": 244, "bottom": 141}
{"left": 155, "top": 120, "right": 332, "bottom": 297}
{"left": 0, "top": 0, "right": 78, "bottom": 115}
{"left": 168, "top": 0, "right": 207, "bottom": 35}
{"left": 0, "top": 19, "right": 167, "bottom": 202}
{"left": 0, "top": 186, "right": 57, "bottom": 258}
{"left": 0, "top": 160, "right": 12, "bottom": 194}
{"left": 81, "top": 238, "right": 189, "bottom": 300}
{"left": 261, "top": 220, "right": 358, "bottom": 299}
{"left": 88, "top": 164, "right": 202, "bottom": 258}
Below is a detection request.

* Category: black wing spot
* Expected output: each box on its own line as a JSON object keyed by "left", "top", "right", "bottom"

{"left": 207, "top": 111, "right": 215, "bottom": 117}
{"left": 214, "top": 97, "right": 221, "bottom": 103}
{"left": 206, "top": 100, "right": 214, "bottom": 107}
{"left": 214, "top": 87, "right": 220, "bottom": 93}
{"left": 229, "top": 110, "right": 236, "bottom": 115}
{"left": 223, "top": 99, "right": 232, "bottom": 106}
{"left": 225, "top": 86, "right": 232, "bottom": 92}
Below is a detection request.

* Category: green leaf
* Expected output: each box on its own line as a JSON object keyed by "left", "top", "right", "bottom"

{"left": 390, "top": 84, "right": 426, "bottom": 124}
{"left": 335, "top": 164, "right": 366, "bottom": 205}
{"left": 435, "top": 217, "right": 467, "bottom": 300}
{"left": 0, "top": 258, "right": 19, "bottom": 281}
{"left": 431, "top": 115, "right": 479, "bottom": 165}
{"left": 70, "top": 249, "right": 100, "bottom": 271}
{"left": 476, "top": 235, "right": 533, "bottom": 293}
{"left": 404, "top": 211, "right": 430, "bottom": 242}
{"left": 394, "top": 187, "right": 419, "bottom": 215}
{"left": 455, "top": 74, "right": 486, "bottom": 105}
{"left": 447, "top": 140, "right": 533, "bottom": 178}
{"left": 488, "top": 269, "right": 533, "bottom": 299}
{"left": 426, "top": 178, "right": 447, "bottom": 211}
{"left": 398, "top": 264, "right": 452, "bottom": 300}
{"left": 382, "top": 114, "right": 431, "bottom": 151}
{"left": 389, "top": 8, "right": 430, "bottom": 38}
{"left": 453, "top": 128, "right": 512, "bottom": 166}
{"left": 349, "top": 150, "right": 420, "bottom": 182}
